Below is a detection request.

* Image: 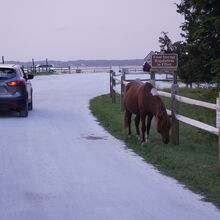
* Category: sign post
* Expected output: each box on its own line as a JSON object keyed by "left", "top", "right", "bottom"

{"left": 217, "top": 94, "right": 220, "bottom": 172}
{"left": 216, "top": 96, "right": 220, "bottom": 129}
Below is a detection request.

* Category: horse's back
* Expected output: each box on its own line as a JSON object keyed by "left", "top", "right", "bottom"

{"left": 125, "top": 81, "right": 142, "bottom": 94}
{"left": 124, "top": 82, "right": 157, "bottom": 114}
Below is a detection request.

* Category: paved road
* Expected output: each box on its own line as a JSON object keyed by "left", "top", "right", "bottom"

{"left": 0, "top": 73, "right": 219, "bottom": 220}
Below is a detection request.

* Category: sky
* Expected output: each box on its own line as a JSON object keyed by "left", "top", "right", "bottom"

{"left": 0, "top": 0, "right": 184, "bottom": 62}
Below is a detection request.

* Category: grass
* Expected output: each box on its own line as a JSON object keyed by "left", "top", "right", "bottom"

{"left": 89, "top": 88, "right": 220, "bottom": 209}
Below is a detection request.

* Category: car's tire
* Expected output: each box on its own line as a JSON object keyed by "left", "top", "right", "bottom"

{"left": 19, "top": 103, "right": 28, "bottom": 117}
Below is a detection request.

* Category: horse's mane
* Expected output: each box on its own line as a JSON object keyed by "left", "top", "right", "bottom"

{"left": 155, "top": 98, "right": 167, "bottom": 116}
{"left": 155, "top": 96, "right": 170, "bottom": 132}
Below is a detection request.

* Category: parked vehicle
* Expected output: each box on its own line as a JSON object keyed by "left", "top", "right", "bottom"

{"left": 36, "top": 64, "right": 56, "bottom": 72}
{"left": 143, "top": 61, "right": 151, "bottom": 72}
{"left": 0, "top": 64, "right": 34, "bottom": 117}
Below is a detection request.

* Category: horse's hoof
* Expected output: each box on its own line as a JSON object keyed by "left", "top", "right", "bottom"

{"left": 146, "top": 139, "right": 150, "bottom": 143}
{"left": 136, "top": 135, "right": 141, "bottom": 140}
{"left": 140, "top": 139, "right": 150, "bottom": 146}
{"left": 141, "top": 142, "right": 145, "bottom": 147}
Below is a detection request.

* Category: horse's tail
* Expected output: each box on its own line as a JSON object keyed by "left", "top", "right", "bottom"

{"left": 123, "top": 82, "right": 133, "bottom": 130}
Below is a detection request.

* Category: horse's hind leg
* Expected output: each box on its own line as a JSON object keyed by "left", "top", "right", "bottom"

{"left": 128, "top": 111, "right": 132, "bottom": 135}
{"left": 135, "top": 114, "right": 140, "bottom": 139}
{"left": 146, "top": 114, "right": 153, "bottom": 143}
{"left": 140, "top": 114, "right": 146, "bottom": 143}
{"left": 124, "top": 109, "right": 132, "bottom": 135}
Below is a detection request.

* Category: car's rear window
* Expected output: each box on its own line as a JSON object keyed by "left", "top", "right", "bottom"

{"left": 0, "top": 68, "right": 16, "bottom": 79}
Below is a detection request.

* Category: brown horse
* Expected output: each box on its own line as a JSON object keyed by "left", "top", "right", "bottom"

{"left": 124, "top": 81, "right": 171, "bottom": 144}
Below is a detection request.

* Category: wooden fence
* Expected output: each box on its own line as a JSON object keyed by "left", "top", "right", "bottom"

{"left": 25, "top": 66, "right": 112, "bottom": 74}
{"left": 109, "top": 69, "right": 220, "bottom": 172}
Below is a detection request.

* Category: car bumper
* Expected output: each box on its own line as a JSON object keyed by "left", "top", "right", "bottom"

{"left": 0, "top": 96, "right": 27, "bottom": 110}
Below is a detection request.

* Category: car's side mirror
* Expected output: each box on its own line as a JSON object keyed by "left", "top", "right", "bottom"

{"left": 27, "top": 74, "right": 34, "bottom": 80}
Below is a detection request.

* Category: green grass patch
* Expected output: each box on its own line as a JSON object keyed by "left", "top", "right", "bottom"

{"left": 90, "top": 89, "right": 220, "bottom": 208}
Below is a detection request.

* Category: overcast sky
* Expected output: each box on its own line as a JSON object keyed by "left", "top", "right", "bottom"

{"left": 0, "top": 0, "right": 184, "bottom": 61}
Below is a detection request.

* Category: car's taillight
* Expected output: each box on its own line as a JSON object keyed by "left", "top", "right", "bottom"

{"left": 7, "top": 80, "right": 25, "bottom": 86}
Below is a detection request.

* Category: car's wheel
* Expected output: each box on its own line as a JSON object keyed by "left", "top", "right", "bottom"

{"left": 19, "top": 103, "right": 28, "bottom": 117}
{"left": 28, "top": 92, "right": 33, "bottom": 110}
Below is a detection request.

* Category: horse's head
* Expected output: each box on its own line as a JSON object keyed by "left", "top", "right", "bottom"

{"left": 156, "top": 109, "right": 171, "bottom": 144}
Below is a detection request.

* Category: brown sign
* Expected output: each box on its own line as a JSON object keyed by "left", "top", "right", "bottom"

{"left": 151, "top": 54, "right": 178, "bottom": 71}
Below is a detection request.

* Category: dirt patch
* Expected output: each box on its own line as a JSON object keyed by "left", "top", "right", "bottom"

{"left": 81, "top": 134, "right": 108, "bottom": 140}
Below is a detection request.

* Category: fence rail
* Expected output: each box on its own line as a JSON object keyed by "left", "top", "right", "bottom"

{"left": 109, "top": 69, "right": 220, "bottom": 172}
{"left": 174, "top": 95, "right": 217, "bottom": 110}
{"left": 175, "top": 114, "right": 218, "bottom": 135}
{"left": 25, "top": 66, "right": 113, "bottom": 74}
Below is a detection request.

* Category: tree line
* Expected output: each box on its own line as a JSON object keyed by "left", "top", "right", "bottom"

{"left": 158, "top": 0, "right": 220, "bottom": 89}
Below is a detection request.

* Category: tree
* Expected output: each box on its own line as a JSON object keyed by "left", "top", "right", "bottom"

{"left": 158, "top": 32, "right": 194, "bottom": 86}
{"left": 158, "top": 1, "right": 220, "bottom": 87}
{"left": 176, "top": 0, "right": 220, "bottom": 85}
{"left": 159, "top": 31, "right": 175, "bottom": 53}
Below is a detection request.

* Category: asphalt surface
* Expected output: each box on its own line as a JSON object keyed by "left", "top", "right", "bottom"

{"left": 0, "top": 73, "right": 219, "bottom": 220}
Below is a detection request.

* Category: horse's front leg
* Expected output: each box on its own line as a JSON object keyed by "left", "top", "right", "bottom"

{"left": 140, "top": 114, "right": 146, "bottom": 143}
{"left": 146, "top": 114, "right": 153, "bottom": 143}
{"left": 135, "top": 114, "right": 140, "bottom": 139}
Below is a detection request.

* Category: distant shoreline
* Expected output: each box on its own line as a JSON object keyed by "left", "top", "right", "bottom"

{"left": 3, "top": 59, "right": 144, "bottom": 67}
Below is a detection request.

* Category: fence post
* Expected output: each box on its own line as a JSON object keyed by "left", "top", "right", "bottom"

{"left": 171, "top": 71, "right": 179, "bottom": 145}
{"left": 218, "top": 128, "right": 220, "bottom": 173}
{"left": 120, "top": 72, "right": 125, "bottom": 111}
{"left": 112, "top": 71, "right": 116, "bottom": 104}
{"left": 2, "top": 56, "right": 4, "bottom": 64}
{"left": 32, "top": 58, "right": 36, "bottom": 72}
{"left": 217, "top": 92, "right": 220, "bottom": 173}
{"left": 46, "top": 58, "right": 48, "bottom": 72}
{"left": 110, "top": 70, "right": 113, "bottom": 98}
{"left": 150, "top": 71, "right": 155, "bottom": 86}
